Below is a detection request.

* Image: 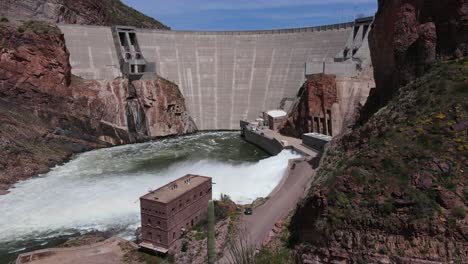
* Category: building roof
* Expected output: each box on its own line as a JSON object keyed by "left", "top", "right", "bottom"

{"left": 141, "top": 174, "right": 211, "bottom": 203}
{"left": 267, "top": 110, "right": 287, "bottom": 118}
{"left": 303, "top": 132, "right": 333, "bottom": 142}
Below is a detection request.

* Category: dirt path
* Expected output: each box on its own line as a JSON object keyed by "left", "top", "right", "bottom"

{"left": 15, "top": 237, "right": 131, "bottom": 264}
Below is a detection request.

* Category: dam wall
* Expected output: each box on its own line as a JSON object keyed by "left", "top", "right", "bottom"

{"left": 59, "top": 22, "right": 366, "bottom": 130}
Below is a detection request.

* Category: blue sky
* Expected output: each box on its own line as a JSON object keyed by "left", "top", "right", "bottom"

{"left": 121, "top": 0, "right": 377, "bottom": 31}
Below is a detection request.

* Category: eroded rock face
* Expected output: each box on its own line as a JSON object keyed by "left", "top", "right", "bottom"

{"left": 0, "top": 0, "right": 169, "bottom": 29}
{"left": 0, "top": 22, "right": 195, "bottom": 191}
{"left": 0, "top": 21, "right": 71, "bottom": 97}
{"left": 280, "top": 74, "right": 337, "bottom": 138}
{"left": 80, "top": 78, "right": 197, "bottom": 140}
{"left": 280, "top": 72, "right": 373, "bottom": 138}
{"left": 362, "top": 0, "right": 468, "bottom": 122}
{"left": 132, "top": 79, "right": 197, "bottom": 137}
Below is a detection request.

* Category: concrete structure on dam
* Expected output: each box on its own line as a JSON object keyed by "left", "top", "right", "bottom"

{"left": 59, "top": 17, "right": 373, "bottom": 131}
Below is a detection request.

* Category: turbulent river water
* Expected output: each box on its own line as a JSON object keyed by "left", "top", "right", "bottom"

{"left": 0, "top": 132, "right": 300, "bottom": 262}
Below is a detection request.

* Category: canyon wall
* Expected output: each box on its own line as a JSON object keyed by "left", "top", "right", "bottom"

{"left": 0, "top": 21, "right": 194, "bottom": 193}
{"left": 289, "top": 1, "right": 468, "bottom": 263}
{"left": 362, "top": 0, "right": 468, "bottom": 122}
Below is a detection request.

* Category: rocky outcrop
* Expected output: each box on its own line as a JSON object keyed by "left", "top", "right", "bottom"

{"left": 132, "top": 79, "right": 197, "bottom": 137}
{"left": 280, "top": 72, "right": 373, "bottom": 138}
{"left": 362, "top": 0, "right": 468, "bottom": 123}
{"left": 0, "top": 21, "right": 194, "bottom": 193}
{"left": 80, "top": 78, "right": 196, "bottom": 141}
{"left": 0, "top": 0, "right": 169, "bottom": 29}
{"left": 280, "top": 74, "right": 337, "bottom": 138}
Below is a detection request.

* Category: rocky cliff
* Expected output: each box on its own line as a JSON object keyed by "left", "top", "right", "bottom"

{"left": 280, "top": 72, "right": 373, "bottom": 138}
{"left": 361, "top": 0, "right": 468, "bottom": 123}
{"left": 0, "top": 20, "right": 194, "bottom": 194}
{"left": 280, "top": 74, "right": 338, "bottom": 138}
{"left": 289, "top": 1, "right": 468, "bottom": 263}
{"left": 0, "top": 0, "right": 169, "bottom": 29}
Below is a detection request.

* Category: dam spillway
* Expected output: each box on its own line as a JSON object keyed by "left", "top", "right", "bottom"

{"left": 59, "top": 21, "right": 370, "bottom": 130}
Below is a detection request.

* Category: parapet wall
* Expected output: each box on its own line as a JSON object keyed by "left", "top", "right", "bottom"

{"left": 59, "top": 23, "right": 361, "bottom": 130}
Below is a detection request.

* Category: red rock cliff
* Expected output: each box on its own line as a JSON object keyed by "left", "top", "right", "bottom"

{"left": 0, "top": 21, "right": 195, "bottom": 193}
{"left": 362, "top": 0, "right": 468, "bottom": 123}
{"left": 280, "top": 74, "right": 337, "bottom": 138}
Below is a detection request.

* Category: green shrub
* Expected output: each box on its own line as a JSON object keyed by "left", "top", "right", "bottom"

{"left": 451, "top": 206, "right": 466, "bottom": 219}
{"left": 378, "top": 246, "right": 387, "bottom": 255}
{"left": 0, "top": 17, "right": 8, "bottom": 22}
{"left": 408, "top": 189, "right": 436, "bottom": 219}
{"left": 255, "top": 247, "right": 294, "bottom": 264}
{"left": 447, "top": 217, "right": 457, "bottom": 229}
{"left": 214, "top": 194, "right": 235, "bottom": 221}
{"left": 463, "top": 188, "right": 468, "bottom": 201}
{"left": 18, "top": 20, "right": 60, "bottom": 35}
{"left": 181, "top": 240, "right": 188, "bottom": 252}
{"left": 379, "top": 200, "right": 395, "bottom": 216}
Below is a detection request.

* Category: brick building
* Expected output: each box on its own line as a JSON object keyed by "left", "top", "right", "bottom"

{"left": 139, "top": 174, "right": 212, "bottom": 253}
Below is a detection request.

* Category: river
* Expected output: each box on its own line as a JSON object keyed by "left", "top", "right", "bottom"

{"left": 0, "top": 132, "right": 300, "bottom": 262}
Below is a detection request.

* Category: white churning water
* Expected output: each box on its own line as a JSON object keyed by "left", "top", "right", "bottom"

{"left": 0, "top": 132, "right": 300, "bottom": 243}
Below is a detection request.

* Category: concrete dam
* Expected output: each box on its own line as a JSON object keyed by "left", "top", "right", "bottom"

{"left": 59, "top": 18, "right": 372, "bottom": 130}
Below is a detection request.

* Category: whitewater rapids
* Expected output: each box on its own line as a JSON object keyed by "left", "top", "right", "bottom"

{"left": 0, "top": 132, "right": 300, "bottom": 243}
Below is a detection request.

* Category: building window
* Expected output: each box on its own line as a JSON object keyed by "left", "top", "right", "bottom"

{"left": 173, "top": 232, "right": 175, "bottom": 239}
{"left": 148, "top": 232, "right": 152, "bottom": 239}
{"left": 147, "top": 218, "right": 151, "bottom": 225}
{"left": 200, "top": 191, "right": 203, "bottom": 196}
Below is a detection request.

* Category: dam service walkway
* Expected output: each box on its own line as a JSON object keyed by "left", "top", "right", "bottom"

{"left": 260, "top": 128, "right": 317, "bottom": 157}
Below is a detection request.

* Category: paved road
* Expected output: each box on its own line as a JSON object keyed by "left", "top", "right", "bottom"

{"left": 243, "top": 158, "right": 315, "bottom": 245}
{"left": 221, "top": 148, "right": 317, "bottom": 263}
